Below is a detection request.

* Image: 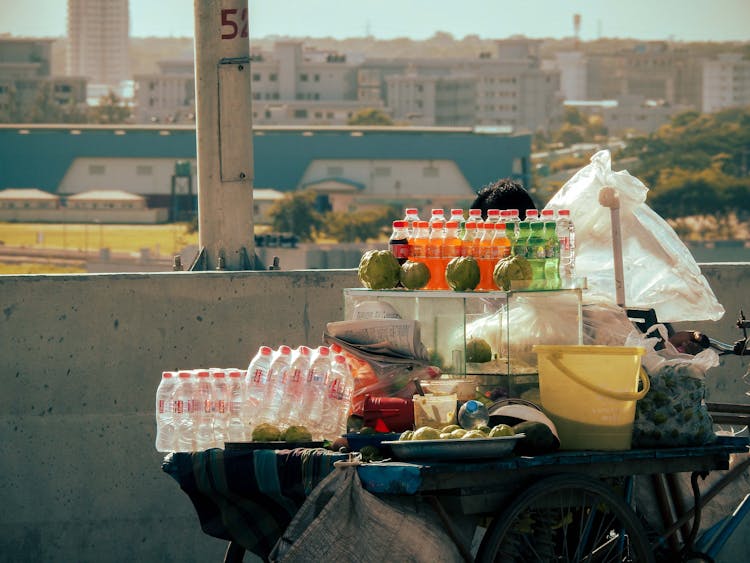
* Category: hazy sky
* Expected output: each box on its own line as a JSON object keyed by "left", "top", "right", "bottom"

{"left": 1, "top": 0, "right": 749, "bottom": 41}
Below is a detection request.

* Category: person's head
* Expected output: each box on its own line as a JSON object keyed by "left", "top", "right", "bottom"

{"left": 470, "top": 178, "right": 536, "bottom": 220}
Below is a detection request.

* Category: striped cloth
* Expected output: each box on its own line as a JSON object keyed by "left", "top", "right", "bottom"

{"left": 162, "top": 447, "right": 346, "bottom": 560}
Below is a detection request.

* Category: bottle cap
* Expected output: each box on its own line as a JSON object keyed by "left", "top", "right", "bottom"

{"left": 541, "top": 209, "right": 555, "bottom": 217}
{"left": 212, "top": 370, "right": 225, "bottom": 377}
{"left": 465, "top": 221, "right": 477, "bottom": 229}
{"left": 558, "top": 209, "right": 570, "bottom": 216}
{"left": 487, "top": 209, "right": 500, "bottom": 217}
{"left": 526, "top": 209, "right": 538, "bottom": 217}
{"left": 405, "top": 208, "right": 418, "bottom": 214}
{"left": 259, "top": 346, "right": 273, "bottom": 356}
{"left": 431, "top": 221, "right": 444, "bottom": 229}
{"left": 317, "top": 346, "right": 330, "bottom": 356}
{"left": 495, "top": 222, "right": 506, "bottom": 229}
{"left": 417, "top": 220, "right": 429, "bottom": 228}
{"left": 228, "top": 370, "right": 242, "bottom": 378}
{"left": 278, "top": 345, "right": 292, "bottom": 355}
{"left": 334, "top": 354, "right": 346, "bottom": 364}
{"left": 298, "top": 345, "right": 312, "bottom": 355}
{"left": 392, "top": 220, "right": 407, "bottom": 228}
{"left": 431, "top": 209, "right": 444, "bottom": 215}
{"left": 178, "top": 371, "right": 192, "bottom": 378}
{"left": 445, "top": 221, "right": 459, "bottom": 229}
{"left": 450, "top": 209, "right": 463, "bottom": 214}
{"left": 162, "top": 371, "right": 174, "bottom": 378}
{"left": 469, "top": 208, "right": 482, "bottom": 216}
{"left": 196, "top": 370, "right": 210, "bottom": 378}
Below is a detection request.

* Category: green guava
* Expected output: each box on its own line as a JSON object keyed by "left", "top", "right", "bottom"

{"left": 358, "top": 249, "right": 401, "bottom": 290}
{"left": 445, "top": 256, "right": 481, "bottom": 291}
{"left": 466, "top": 337, "right": 493, "bottom": 363}
{"left": 282, "top": 425, "right": 312, "bottom": 442}
{"left": 493, "top": 255, "right": 533, "bottom": 291}
{"left": 252, "top": 423, "right": 282, "bottom": 441}
{"left": 399, "top": 260, "right": 431, "bottom": 289}
{"left": 412, "top": 426, "right": 441, "bottom": 440}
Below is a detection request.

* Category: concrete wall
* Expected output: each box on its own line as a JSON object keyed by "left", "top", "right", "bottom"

{"left": 0, "top": 269, "right": 358, "bottom": 563}
{"left": 0, "top": 263, "right": 747, "bottom": 562}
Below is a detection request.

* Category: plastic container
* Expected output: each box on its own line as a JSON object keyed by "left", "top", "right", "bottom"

{"left": 533, "top": 345, "right": 649, "bottom": 451}
{"left": 362, "top": 396, "right": 414, "bottom": 433}
{"left": 413, "top": 393, "right": 457, "bottom": 429}
{"left": 421, "top": 379, "right": 476, "bottom": 402}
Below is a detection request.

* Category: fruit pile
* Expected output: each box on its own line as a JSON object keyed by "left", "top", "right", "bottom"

{"left": 398, "top": 423, "right": 515, "bottom": 441}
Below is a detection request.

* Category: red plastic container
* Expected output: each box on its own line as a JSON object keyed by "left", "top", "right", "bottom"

{"left": 362, "top": 395, "right": 414, "bottom": 432}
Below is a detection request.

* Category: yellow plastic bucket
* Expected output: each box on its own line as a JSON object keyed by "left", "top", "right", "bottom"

{"left": 533, "top": 345, "right": 649, "bottom": 451}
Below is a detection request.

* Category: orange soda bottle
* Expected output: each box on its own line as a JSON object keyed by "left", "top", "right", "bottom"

{"left": 477, "top": 223, "right": 495, "bottom": 290}
{"left": 425, "top": 220, "right": 445, "bottom": 290}
{"left": 409, "top": 220, "right": 429, "bottom": 265}
{"left": 442, "top": 220, "right": 462, "bottom": 281}
{"left": 461, "top": 221, "right": 478, "bottom": 257}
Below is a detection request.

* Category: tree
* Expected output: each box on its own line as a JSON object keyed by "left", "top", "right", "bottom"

{"left": 89, "top": 91, "right": 131, "bottom": 124}
{"left": 321, "top": 206, "right": 393, "bottom": 242}
{"left": 347, "top": 108, "right": 394, "bottom": 126}
{"left": 267, "top": 189, "right": 323, "bottom": 242}
{"left": 28, "top": 83, "right": 64, "bottom": 123}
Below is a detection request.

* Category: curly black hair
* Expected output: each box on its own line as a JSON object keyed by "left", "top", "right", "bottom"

{"left": 470, "top": 178, "right": 537, "bottom": 220}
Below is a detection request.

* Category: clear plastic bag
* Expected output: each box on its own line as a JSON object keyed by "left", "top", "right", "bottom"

{"left": 628, "top": 325, "right": 719, "bottom": 447}
{"left": 545, "top": 150, "right": 724, "bottom": 323}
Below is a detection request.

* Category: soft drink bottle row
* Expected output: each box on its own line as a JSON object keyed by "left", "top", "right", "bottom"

{"left": 155, "top": 343, "right": 355, "bottom": 452}
{"left": 391, "top": 207, "right": 576, "bottom": 290}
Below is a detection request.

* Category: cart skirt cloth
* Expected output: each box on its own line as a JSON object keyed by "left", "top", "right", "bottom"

{"left": 270, "top": 466, "right": 462, "bottom": 562}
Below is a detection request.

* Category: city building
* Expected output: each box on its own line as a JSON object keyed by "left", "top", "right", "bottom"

{"left": 66, "top": 0, "right": 130, "bottom": 92}
{"left": 702, "top": 53, "right": 750, "bottom": 114}
{"left": 0, "top": 38, "right": 87, "bottom": 122}
{"left": 386, "top": 71, "right": 476, "bottom": 126}
{"left": 133, "top": 59, "right": 195, "bottom": 124}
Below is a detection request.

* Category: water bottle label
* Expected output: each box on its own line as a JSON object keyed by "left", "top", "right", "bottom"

{"left": 202, "top": 399, "right": 211, "bottom": 414}
{"left": 215, "top": 400, "right": 226, "bottom": 414}
{"left": 174, "top": 400, "right": 183, "bottom": 414}
{"left": 252, "top": 368, "right": 264, "bottom": 384}
{"left": 327, "top": 379, "right": 340, "bottom": 400}
{"left": 229, "top": 402, "right": 242, "bottom": 414}
{"left": 290, "top": 368, "right": 302, "bottom": 383}
{"left": 158, "top": 400, "right": 167, "bottom": 414}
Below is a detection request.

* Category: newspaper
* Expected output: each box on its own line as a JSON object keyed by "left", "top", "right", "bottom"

{"left": 325, "top": 318, "right": 429, "bottom": 361}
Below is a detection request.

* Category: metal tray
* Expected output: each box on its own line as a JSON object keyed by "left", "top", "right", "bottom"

{"left": 382, "top": 434, "right": 524, "bottom": 461}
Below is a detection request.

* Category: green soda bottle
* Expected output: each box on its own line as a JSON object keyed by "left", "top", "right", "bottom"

{"left": 543, "top": 220, "right": 561, "bottom": 289}
{"left": 525, "top": 221, "right": 546, "bottom": 289}
{"left": 512, "top": 220, "right": 531, "bottom": 257}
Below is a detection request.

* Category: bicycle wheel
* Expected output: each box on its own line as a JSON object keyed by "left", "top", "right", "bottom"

{"left": 476, "top": 474, "right": 654, "bottom": 563}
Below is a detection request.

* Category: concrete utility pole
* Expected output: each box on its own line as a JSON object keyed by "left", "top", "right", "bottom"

{"left": 192, "top": 0, "right": 256, "bottom": 270}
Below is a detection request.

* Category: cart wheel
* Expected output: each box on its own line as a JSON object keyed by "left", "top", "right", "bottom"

{"left": 476, "top": 474, "right": 654, "bottom": 563}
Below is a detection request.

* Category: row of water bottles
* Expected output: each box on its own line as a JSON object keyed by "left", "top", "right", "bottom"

{"left": 155, "top": 343, "right": 354, "bottom": 452}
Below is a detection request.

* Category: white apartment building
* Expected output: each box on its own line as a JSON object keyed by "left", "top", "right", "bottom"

{"left": 67, "top": 0, "right": 130, "bottom": 90}
{"left": 702, "top": 53, "right": 750, "bottom": 114}
{"left": 544, "top": 51, "right": 587, "bottom": 101}
{"left": 134, "top": 60, "right": 195, "bottom": 124}
{"left": 386, "top": 72, "right": 475, "bottom": 126}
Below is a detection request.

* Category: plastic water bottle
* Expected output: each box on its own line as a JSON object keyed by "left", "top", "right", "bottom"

{"left": 525, "top": 209, "right": 540, "bottom": 223}
{"left": 458, "top": 399, "right": 490, "bottom": 430}
{"left": 302, "top": 346, "right": 331, "bottom": 439}
{"left": 211, "top": 369, "right": 229, "bottom": 447}
{"left": 403, "top": 208, "right": 421, "bottom": 237}
{"left": 279, "top": 346, "right": 312, "bottom": 427}
{"left": 257, "top": 345, "right": 292, "bottom": 426}
{"left": 226, "top": 369, "right": 246, "bottom": 442}
{"left": 173, "top": 370, "right": 195, "bottom": 452}
{"left": 155, "top": 371, "right": 177, "bottom": 452}
{"left": 449, "top": 208, "right": 465, "bottom": 237}
{"left": 334, "top": 354, "right": 355, "bottom": 438}
{"left": 468, "top": 208, "right": 484, "bottom": 231}
{"left": 194, "top": 369, "right": 215, "bottom": 450}
{"left": 556, "top": 209, "right": 576, "bottom": 283}
{"left": 319, "top": 354, "right": 353, "bottom": 439}
{"left": 525, "top": 221, "right": 547, "bottom": 289}
{"left": 485, "top": 208, "right": 500, "bottom": 224}
{"left": 245, "top": 346, "right": 273, "bottom": 425}
{"left": 428, "top": 208, "right": 445, "bottom": 231}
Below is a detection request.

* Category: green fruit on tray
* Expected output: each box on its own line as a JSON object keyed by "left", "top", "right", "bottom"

{"left": 462, "top": 429, "right": 487, "bottom": 439}
{"left": 445, "top": 256, "right": 481, "bottom": 291}
{"left": 412, "top": 426, "right": 441, "bottom": 440}
{"left": 493, "top": 255, "right": 533, "bottom": 291}
{"left": 489, "top": 424, "right": 515, "bottom": 437}
{"left": 400, "top": 260, "right": 431, "bottom": 289}
{"left": 252, "top": 423, "right": 282, "bottom": 441}
{"left": 466, "top": 337, "right": 493, "bottom": 363}
{"left": 399, "top": 430, "right": 414, "bottom": 441}
{"left": 358, "top": 249, "right": 401, "bottom": 290}
{"left": 359, "top": 445, "right": 383, "bottom": 462}
{"left": 282, "top": 425, "right": 312, "bottom": 442}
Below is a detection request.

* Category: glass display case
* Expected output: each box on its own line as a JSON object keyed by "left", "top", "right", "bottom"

{"left": 343, "top": 287, "right": 583, "bottom": 400}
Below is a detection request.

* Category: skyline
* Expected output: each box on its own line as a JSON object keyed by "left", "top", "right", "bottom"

{"left": 0, "top": 0, "right": 749, "bottom": 42}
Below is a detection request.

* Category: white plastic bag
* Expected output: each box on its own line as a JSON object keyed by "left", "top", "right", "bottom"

{"left": 545, "top": 150, "right": 724, "bottom": 323}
